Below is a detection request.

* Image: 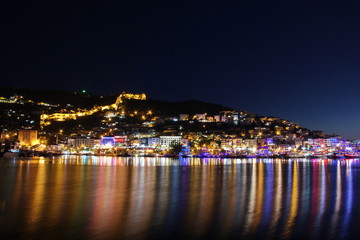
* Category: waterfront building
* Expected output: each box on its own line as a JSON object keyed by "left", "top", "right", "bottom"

{"left": 18, "top": 129, "right": 39, "bottom": 147}
{"left": 159, "top": 136, "right": 182, "bottom": 148}
{"left": 308, "top": 138, "right": 327, "bottom": 148}
{"left": 147, "top": 137, "right": 160, "bottom": 147}
{"left": 220, "top": 138, "right": 243, "bottom": 150}
{"left": 114, "top": 136, "right": 127, "bottom": 146}
{"left": 244, "top": 139, "right": 257, "bottom": 149}
{"left": 328, "top": 137, "right": 341, "bottom": 147}
{"left": 257, "top": 139, "right": 266, "bottom": 148}
{"left": 101, "top": 137, "right": 115, "bottom": 148}
{"left": 180, "top": 139, "right": 191, "bottom": 156}
{"left": 266, "top": 138, "right": 274, "bottom": 145}
{"left": 67, "top": 138, "right": 100, "bottom": 148}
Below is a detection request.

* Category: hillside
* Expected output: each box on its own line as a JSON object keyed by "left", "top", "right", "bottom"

{"left": 123, "top": 99, "right": 233, "bottom": 116}
{"left": 0, "top": 87, "right": 116, "bottom": 108}
{"left": 0, "top": 87, "right": 324, "bottom": 139}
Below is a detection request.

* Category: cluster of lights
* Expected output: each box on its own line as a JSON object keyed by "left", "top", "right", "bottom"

{"left": 40, "top": 92, "right": 147, "bottom": 127}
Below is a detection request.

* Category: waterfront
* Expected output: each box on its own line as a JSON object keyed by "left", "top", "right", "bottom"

{"left": 0, "top": 156, "right": 360, "bottom": 239}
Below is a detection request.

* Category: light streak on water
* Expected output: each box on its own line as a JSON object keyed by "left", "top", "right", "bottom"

{"left": 1, "top": 156, "right": 360, "bottom": 239}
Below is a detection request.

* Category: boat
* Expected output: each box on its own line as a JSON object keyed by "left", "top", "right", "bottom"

{"left": 344, "top": 154, "right": 360, "bottom": 158}
{"left": 327, "top": 152, "right": 344, "bottom": 159}
{"left": 310, "top": 153, "right": 326, "bottom": 158}
{"left": 163, "top": 154, "right": 179, "bottom": 158}
{"left": 1, "top": 150, "right": 20, "bottom": 158}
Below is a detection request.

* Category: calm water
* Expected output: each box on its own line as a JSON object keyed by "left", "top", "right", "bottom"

{"left": 0, "top": 156, "right": 360, "bottom": 240}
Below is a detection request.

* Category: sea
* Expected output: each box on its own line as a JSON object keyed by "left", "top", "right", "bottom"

{"left": 0, "top": 156, "right": 360, "bottom": 239}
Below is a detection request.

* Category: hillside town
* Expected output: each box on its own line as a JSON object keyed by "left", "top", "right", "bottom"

{"left": 1, "top": 90, "right": 359, "bottom": 158}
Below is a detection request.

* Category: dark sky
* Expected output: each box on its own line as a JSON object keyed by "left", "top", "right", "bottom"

{"left": 2, "top": 0, "right": 360, "bottom": 139}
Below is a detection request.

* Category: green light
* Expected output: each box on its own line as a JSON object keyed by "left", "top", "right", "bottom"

{"left": 82, "top": 90, "right": 86, "bottom": 93}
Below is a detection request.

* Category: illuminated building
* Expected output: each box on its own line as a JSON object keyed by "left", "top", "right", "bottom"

{"left": 18, "top": 129, "right": 39, "bottom": 147}
{"left": 180, "top": 139, "right": 191, "bottom": 156}
{"left": 194, "top": 114, "right": 206, "bottom": 121}
{"left": 244, "top": 139, "right": 257, "bottom": 149}
{"left": 294, "top": 138, "right": 303, "bottom": 147}
{"left": 147, "top": 137, "right": 160, "bottom": 147}
{"left": 307, "top": 138, "right": 340, "bottom": 148}
{"left": 257, "top": 139, "right": 266, "bottom": 147}
{"left": 159, "top": 136, "right": 182, "bottom": 148}
{"left": 329, "top": 137, "right": 341, "bottom": 147}
{"left": 214, "top": 115, "right": 221, "bottom": 122}
{"left": 220, "top": 138, "right": 243, "bottom": 149}
{"left": 99, "top": 136, "right": 128, "bottom": 148}
{"left": 266, "top": 138, "right": 274, "bottom": 145}
{"left": 114, "top": 136, "right": 127, "bottom": 146}
{"left": 275, "top": 126, "right": 283, "bottom": 135}
{"left": 179, "top": 114, "right": 189, "bottom": 121}
{"left": 67, "top": 138, "right": 100, "bottom": 148}
{"left": 308, "top": 139, "right": 325, "bottom": 147}
{"left": 101, "top": 137, "right": 115, "bottom": 147}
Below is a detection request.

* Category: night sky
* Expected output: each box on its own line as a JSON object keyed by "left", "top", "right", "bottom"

{"left": 2, "top": 1, "right": 360, "bottom": 139}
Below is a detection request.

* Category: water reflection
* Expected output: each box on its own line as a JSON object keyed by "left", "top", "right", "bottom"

{"left": 0, "top": 157, "right": 360, "bottom": 239}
